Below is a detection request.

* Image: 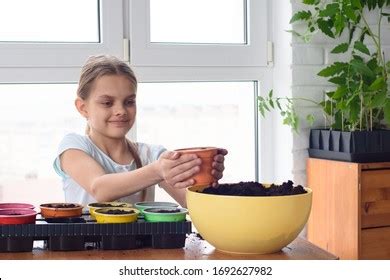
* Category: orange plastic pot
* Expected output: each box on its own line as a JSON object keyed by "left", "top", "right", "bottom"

{"left": 175, "top": 147, "right": 218, "bottom": 187}
{"left": 39, "top": 203, "right": 83, "bottom": 218}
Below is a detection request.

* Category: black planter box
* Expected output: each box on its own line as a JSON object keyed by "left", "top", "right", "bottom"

{"left": 309, "top": 129, "right": 390, "bottom": 163}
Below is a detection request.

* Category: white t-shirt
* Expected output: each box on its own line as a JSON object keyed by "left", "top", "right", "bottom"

{"left": 53, "top": 133, "right": 166, "bottom": 206}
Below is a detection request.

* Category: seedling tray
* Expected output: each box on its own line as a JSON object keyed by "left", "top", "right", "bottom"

{"left": 0, "top": 214, "right": 191, "bottom": 252}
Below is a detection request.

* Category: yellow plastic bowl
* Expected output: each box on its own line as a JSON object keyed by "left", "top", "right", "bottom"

{"left": 94, "top": 207, "right": 139, "bottom": 224}
{"left": 186, "top": 185, "right": 312, "bottom": 254}
{"left": 88, "top": 202, "right": 132, "bottom": 219}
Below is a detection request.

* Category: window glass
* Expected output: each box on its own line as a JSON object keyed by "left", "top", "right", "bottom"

{"left": 150, "top": 0, "right": 245, "bottom": 44}
{"left": 137, "top": 81, "right": 256, "bottom": 202}
{"left": 0, "top": 0, "right": 99, "bottom": 42}
{"left": 0, "top": 84, "right": 84, "bottom": 205}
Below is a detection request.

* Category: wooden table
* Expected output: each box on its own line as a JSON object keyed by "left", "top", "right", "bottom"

{"left": 0, "top": 234, "right": 337, "bottom": 260}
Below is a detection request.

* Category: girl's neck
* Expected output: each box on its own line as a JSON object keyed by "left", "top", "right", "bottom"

{"left": 88, "top": 131, "right": 133, "bottom": 165}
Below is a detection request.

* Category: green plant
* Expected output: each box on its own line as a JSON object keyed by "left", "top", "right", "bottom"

{"left": 259, "top": 0, "right": 390, "bottom": 132}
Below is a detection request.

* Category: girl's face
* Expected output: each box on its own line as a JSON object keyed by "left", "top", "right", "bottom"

{"left": 78, "top": 74, "right": 137, "bottom": 139}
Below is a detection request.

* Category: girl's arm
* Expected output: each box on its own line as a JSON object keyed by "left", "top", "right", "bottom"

{"left": 60, "top": 149, "right": 200, "bottom": 202}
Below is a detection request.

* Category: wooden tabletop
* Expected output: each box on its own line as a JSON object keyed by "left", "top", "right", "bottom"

{"left": 0, "top": 234, "right": 337, "bottom": 260}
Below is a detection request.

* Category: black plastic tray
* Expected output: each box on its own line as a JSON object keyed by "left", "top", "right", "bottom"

{"left": 0, "top": 214, "right": 191, "bottom": 252}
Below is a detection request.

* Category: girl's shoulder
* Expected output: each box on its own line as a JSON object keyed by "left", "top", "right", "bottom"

{"left": 58, "top": 133, "right": 92, "bottom": 153}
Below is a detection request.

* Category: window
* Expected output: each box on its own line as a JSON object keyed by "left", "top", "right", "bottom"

{"left": 0, "top": 0, "right": 123, "bottom": 72}
{"left": 130, "top": 0, "right": 268, "bottom": 66}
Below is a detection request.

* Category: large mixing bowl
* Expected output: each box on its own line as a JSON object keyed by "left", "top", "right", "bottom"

{"left": 186, "top": 185, "right": 312, "bottom": 254}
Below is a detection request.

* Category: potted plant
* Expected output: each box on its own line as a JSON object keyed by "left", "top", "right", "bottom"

{"left": 259, "top": 0, "right": 390, "bottom": 162}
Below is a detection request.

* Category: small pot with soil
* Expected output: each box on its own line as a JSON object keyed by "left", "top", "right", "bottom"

{"left": 134, "top": 201, "right": 179, "bottom": 216}
{"left": 143, "top": 207, "right": 188, "bottom": 222}
{"left": 0, "top": 203, "right": 35, "bottom": 210}
{"left": 87, "top": 201, "right": 133, "bottom": 218}
{"left": 39, "top": 203, "right": 83, "bottom": 219}
{"left": 94, "top": 207, "right": 139, "bottom": 223}
{"left": 186, "top": 180, "right": 312, "bottom": 254}
{"left": 0, "top": 208, "right": 37, "bottom": 224}
{"left": 175, "top": 147, "right": 218, "bottom": 187}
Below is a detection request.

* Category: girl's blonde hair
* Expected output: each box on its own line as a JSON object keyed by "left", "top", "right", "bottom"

{"left": 77, "top": 55, "right": 142, "bottom": 169}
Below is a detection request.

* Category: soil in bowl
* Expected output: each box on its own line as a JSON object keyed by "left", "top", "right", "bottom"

{"left": 201, "top": 180, "right": 307, "bottom": 196}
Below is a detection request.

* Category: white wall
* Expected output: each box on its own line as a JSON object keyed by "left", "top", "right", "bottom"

{"left": 271, "top": 0, "right": 293, "bottom": 184}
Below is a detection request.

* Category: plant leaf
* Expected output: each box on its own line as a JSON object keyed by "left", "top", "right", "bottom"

{"left": 318, "top": 62, "right": 347, "bottom": 77}
{"left": 344, "top": 5, "right": 357, "bottom": 22}
{"left": 319, "top": 3, "right": 339, "bottom": 17}
{"left": 368, "top": 77, "right": 385, "bottom": 91}
{"left": 351, "top": 0, "right": 362, "bottom": 9}
{"left": 303, "top": 0, "right": 319, "bottom": 5}
{"left": 371, "top": 91, "right": 387, "bottom": 108}
{"left": 331, "top": 43, "right": 349, "bottom": 54}
{"left": 290, "top": 10, "right": 312, "bottom": 23}
{"left": 350, "top": 59, "right": 375, "bottom": 78}
{"left": 328, "top": 76, "right": 346, "bottom": 85}
{"left": 332, "top": 86, "right": 348, "bottom": 100}
{"left": 354, "top": 41, "right": 370, "bottom": 55}
{"left": 384, "top": 102, "right": 390, "bottom": 126}
{"left": 317, "top": 19, "right": 335, "bottom": 38}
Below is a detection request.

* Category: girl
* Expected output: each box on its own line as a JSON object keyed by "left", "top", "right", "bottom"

{"left": 53, "top": 55, "right": 227, "bottom": 207}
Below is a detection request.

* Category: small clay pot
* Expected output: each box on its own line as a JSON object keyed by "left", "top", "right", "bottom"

{"left": 0, "top": 209, "right": 37, "bottom": 224}
{"left": 175, "top": 147, "right": 218, "bottom": 187}
{"left": 40, "top": 203, "right": 83, "bottom": 218}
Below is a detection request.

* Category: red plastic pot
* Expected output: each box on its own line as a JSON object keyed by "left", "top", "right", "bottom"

{"left": 0, "top": 203, "right": 35, "bottom": 210}
{"left": 0, "top": 209, "right": 37, "bottom": 224}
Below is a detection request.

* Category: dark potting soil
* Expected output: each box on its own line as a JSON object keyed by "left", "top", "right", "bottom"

{"left": 148, "top": 209, "right": 181, "bottom": 213}
{"left": 43, "top": 203, "right": 78, "bottom": 208}
{"left": 90, "top": 203, "right": 128, "bottom": 207}
{"left": 201, "top": 180, "right": 307, "bottom": 196}
{"left": 103, "top": 209, "right": 135, "bottom": 215}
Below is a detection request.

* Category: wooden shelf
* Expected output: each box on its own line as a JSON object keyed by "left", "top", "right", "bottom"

{"left": 307, "top": 158, "right": 390, "bottom": 259}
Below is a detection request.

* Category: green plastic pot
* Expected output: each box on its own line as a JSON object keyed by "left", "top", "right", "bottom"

{"left": 143, "top": 207, "right": 188, "bottom": 222}
{"left": 134, "top": 201, "right": 179, "bottom": 215}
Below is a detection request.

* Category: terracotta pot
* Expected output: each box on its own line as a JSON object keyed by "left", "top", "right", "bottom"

{"left": 40, "top": 203, "right": 83, "bottom": 218}
{"left": 0, "top": 203, "right": 35, "bottom": 210}
{"left": 0, "top": 209, "right": 37, "bottom": 224}
{"left": 175, "top": 147, "right": 218, "bottom": 187}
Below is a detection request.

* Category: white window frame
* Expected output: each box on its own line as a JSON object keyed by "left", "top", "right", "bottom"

{"left": 129, "top": 0, "right": 268, "bottom": 66}
{"left": 0, "top": 0, "right": 123, "bottom": 83}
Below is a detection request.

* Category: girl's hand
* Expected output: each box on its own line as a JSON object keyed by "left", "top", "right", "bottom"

{"left": 157, "top": 150, "right": 201, "bottom": 189}
{"left": 211, "top": 148, "right": 228, "bottom": 187}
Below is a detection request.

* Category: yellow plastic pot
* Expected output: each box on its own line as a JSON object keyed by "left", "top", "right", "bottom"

{"left": 88, "top": 202, "right": 133, "bottom": 219}
{"left": 94, "top": 207, "right": 139, "bottom": 224}
{"left": 186, "top": 185, "right": 312, "bottom": 254}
